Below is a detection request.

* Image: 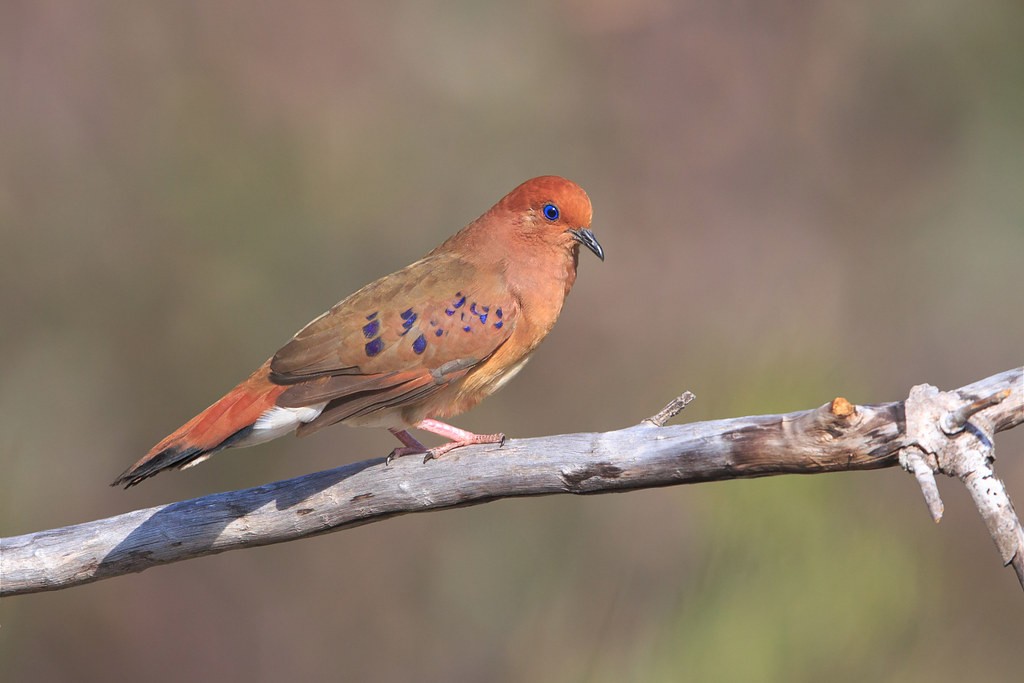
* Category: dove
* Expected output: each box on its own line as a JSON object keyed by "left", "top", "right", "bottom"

{"left": 113, "top": 176, "right": 603, "bottom": 487}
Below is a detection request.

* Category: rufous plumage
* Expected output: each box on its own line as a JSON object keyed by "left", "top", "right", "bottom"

{"left": 113, "top": 176, "right": 603, "bottom": 487}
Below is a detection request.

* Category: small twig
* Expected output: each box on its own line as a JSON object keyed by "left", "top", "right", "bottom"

{"left": 642, "top": 391, "right": 696, "bottom": 427}
{"left": 941, "top": 388, "right": 1011, "bottom": 435}
{"left": 899, "top": 447, "right": 944, "bottom": 522}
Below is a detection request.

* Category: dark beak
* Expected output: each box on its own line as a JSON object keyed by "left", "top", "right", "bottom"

{"left": 568, "top": 228, "right": 605, "bottom": 261}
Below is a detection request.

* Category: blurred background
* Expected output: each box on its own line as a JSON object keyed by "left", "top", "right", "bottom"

{"left": 2, "top": 1, "right": 1022, "bottom": 681}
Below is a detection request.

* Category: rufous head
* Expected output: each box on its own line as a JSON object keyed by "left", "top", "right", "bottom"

{"left": 497, "top": 176, "right": 604, "bottom": 261}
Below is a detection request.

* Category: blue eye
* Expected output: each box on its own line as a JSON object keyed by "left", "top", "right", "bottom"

{"left": 542, "top": 203, "right": 559, "bottom": 221}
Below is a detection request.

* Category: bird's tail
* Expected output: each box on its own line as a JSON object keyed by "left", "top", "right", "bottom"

{"left": 112, "top": 361, "right": 287, "bottom": 488}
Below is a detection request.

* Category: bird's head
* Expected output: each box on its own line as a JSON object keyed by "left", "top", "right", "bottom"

{"left": 498, "top": 176, "right": 604, "bottom": 262}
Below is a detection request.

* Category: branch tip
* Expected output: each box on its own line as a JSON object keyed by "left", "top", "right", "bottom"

{"left": 899, "top": 447, "right": 944, "bottom": 522}
{"left": 1011, "top": 553, "right": 1024, "bottom": 587}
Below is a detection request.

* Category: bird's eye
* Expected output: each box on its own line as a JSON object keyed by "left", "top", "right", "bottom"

{"left": 542, "top": 203, "right": 560, "bottom": 221}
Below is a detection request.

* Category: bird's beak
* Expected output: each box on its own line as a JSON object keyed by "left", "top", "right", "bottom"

{"left": 568, "top": 228, "right": 605, "bottom": 261}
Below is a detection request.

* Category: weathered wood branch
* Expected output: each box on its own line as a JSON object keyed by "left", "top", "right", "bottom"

{"left": 2, "top": 367, "right": 1021, "bottom": 597}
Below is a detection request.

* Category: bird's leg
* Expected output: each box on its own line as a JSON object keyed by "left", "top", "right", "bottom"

{"left": 386, "top": 428, "right": 428, "bottom": 465}
{"left": 414, "top": 418, "right": 506, "bottom": 463}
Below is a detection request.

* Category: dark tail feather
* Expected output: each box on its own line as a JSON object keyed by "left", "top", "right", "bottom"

{"left": 111, "top": 444, "right": 212, "bottom": 489}
{"left": 111, "top": 425, "right": 255, "bottom": 488}
{"left": 112, "top": 360, "right": 284, "bottom": 488}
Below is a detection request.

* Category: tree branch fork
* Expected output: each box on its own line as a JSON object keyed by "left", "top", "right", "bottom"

{"left": 1, "top": 367, "right": 1021, "bottom": 597}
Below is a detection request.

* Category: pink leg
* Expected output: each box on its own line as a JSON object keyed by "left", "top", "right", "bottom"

{"left": 414, "top": 419, "right": 505, "bottom": 462}
{"left": 387, "top": 419, "right": 505, "bottom": 463}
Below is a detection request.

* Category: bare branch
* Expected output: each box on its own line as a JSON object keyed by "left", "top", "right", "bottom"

{"left": 2, "top": 367, "right": 1021, "bottom": 597}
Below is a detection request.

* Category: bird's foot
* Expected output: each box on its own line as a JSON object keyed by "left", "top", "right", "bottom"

{"left": 422, "top": 431, "right": 506, "bottom": 463}
{"left": 386, "top": 428, "right": 428, "bottom": 465}
{"left": 387, "top": 421, "right": 506, "bottom": 464}
{"left": 386, "top": 446, "right": 423, "bottom": 465}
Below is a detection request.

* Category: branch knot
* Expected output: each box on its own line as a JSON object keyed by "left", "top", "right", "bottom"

{"left": 901, "top": 382, "right": 1023, "bottom": 587}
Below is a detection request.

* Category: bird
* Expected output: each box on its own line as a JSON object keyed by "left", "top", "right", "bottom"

{"left": 112, "top": 175, "right": 604, "bottom": 488}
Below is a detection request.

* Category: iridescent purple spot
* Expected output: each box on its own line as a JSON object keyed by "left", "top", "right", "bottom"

{"left": 366, "top": 311, "right": 378, "bottom": 320}
{"left": 453, "top": 295, "right": 466, "bottom": 309}
{"left": 402, "top": 313, "right": 417, "bottom": 329}
{"left": 479, "top": 314, "right": 488, "bottom": 324}
{"left": 365, "top": 337, "right": 384, "bottom": 357}
{"left": 482, "top": 305, "right": 490, "bottom": 312}
{"left": 463, "top": 325, "right": 471, "bottom": 332}
{"left": 495, "top": 308, "right": 503, "bottom": 319}
{"left": 412, "top": 334, "right": 427, "bottom": 354}
{"left": 470, "top": 302, "right": 479, "bottom": 315}
{"left": 494, "top": 321, "right": 503, "bottom": 329}
{"left": 362, "top": 319, "right": 379, "bottom": 338}
{"left": 435, "top": 329, "right": 443, "bottom": 337}
{"left": 445, "top": 309, "right": 455, "bottom": 316}
{"left": 400, "top": 308, "right": 414, "bottom": 320}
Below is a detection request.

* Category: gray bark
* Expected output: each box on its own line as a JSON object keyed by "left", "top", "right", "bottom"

{"left": 2, "top": 367, "right": 1021, "bottom": 597}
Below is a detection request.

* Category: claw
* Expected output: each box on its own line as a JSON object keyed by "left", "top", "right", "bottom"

{"left": 386, "top": 445, "right": 426, "bottom": 465}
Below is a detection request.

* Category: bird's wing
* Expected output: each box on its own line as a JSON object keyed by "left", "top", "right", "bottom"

{"left": 269, "top": 253, "right": 517, "bottom": 425}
